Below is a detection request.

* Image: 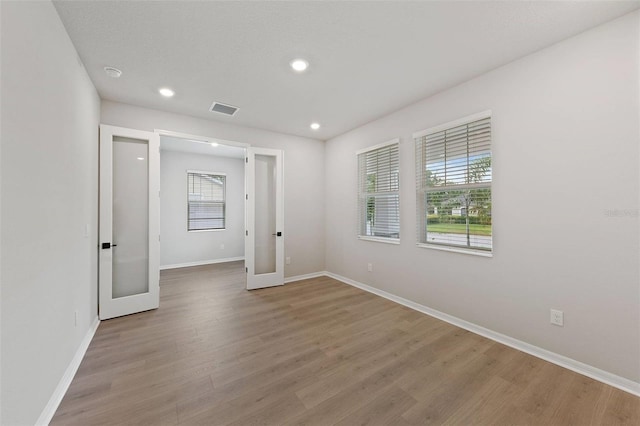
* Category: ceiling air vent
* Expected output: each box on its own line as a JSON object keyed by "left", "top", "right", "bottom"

{"left": 210, "top": 102, "right": 239, "bottom": 116}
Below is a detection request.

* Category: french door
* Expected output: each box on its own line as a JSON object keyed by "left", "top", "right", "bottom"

{"left": 245, "top": 147, "right": 284, "bottom": 290}
{"left": 99, "top": 125, "right": 160, "bottom": 319}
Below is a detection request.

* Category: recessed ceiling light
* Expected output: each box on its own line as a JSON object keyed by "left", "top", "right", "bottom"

{"left": 104, "top": 66, "right": 122, "bottom": 78}
{"left": 290, "top": 59, "right": 309, "bottom": 72}
{"left": 159, "top": 87, "right": 175, "bottom": 97}
{"left": 310, "top": 122, "right": 320, "bottom": 130}
{"left": 137, "top": 157, "right": 145, "bottom": 161}
{"left": 210, "top": 142, "right": 219, "bottom": 147}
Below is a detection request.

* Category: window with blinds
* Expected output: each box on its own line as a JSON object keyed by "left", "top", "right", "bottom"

{"left": 415, "top": 113, "right": 492, "bottom": 252}
{"left": 187, "top": 171, "right": 226, "bottom": 231}
{"left": 357, "top": 140, "right": 400, "bottom": 242}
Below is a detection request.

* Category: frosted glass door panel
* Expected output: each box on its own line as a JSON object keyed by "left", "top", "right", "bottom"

{"left": 112, "top": 136, "right": 149, "bottom": 298}
{"left": 254, "top": 154, "right": 276, "bottom": 275}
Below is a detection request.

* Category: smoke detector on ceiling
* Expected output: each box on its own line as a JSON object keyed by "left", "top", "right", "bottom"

{"left": 104, "top": 66, "right": 122, "bottom": 78}
{"left": 210, "top": 102, "right": 239, "bottom": 116}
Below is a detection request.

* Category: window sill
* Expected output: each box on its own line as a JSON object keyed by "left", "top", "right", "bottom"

{"left": 416, "top": 243, "right": 492, "bottom": 257}
{"left": 188, "top": 228, "right": 226, "bottom": 233}
{"left": 358, "top": 236, "right": 400, "bottom": 245}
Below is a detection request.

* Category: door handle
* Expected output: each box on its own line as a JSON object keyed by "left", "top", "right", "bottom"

{"left": 101, "top": 242, "right": 118, "bottom": 249}
{"left": 271, "top": 232, "right": 282, "bottom": 237}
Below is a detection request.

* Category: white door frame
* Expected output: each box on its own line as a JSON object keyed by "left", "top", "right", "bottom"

{"left": 99, "top": 125, "right": 160, "bottom": 320}
{"left": 153, "top": 130, "right": 285, "bottom": 290}
{"left": 154, "top": 129, "right": 249, "bottom": 150}
{"left": 245, "top": 147, "right": 284, "bottom": 290}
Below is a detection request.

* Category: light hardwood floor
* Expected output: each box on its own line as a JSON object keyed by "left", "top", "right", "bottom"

{"left": 52, "top": 261, "right": 639, "bottom": 425}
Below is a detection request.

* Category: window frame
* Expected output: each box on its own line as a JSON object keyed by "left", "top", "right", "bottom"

{"left": 414, "top": 111, "right": 493, "bottom": 257}
{"left": 186, "top": 170, "right": 227, "bottom": 232}
{"left": 356, "top": 139, "right": 401, "bottom": 244}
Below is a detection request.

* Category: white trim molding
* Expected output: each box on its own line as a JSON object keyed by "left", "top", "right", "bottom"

{"left": 324, "top": 271, "right": 640, "bottom": 397}
{"left": 154, "top": 129, "right": 249, "bottom": 149}
{"left": 160, "top": 256, "right": 244, "bottom": 270}
{"left": 355, "top": 137, "right": 400, "bottom": 155}
{"left": 36, "top": 316, "right": 100, "bottom": 426}
{"left": 284, "top": 271, "right": 327, "bottom": 284}
{"left": 187, "top": 169, "right": 227, "bottom": 176}
{"left": 412, "top": 110, "right": 492, "bottom": 139}
{"left": 359, "top": 236, "right": 401, "bottom": 245}
{"left": 416, "top": 242, "right": 493, "bottom": 257}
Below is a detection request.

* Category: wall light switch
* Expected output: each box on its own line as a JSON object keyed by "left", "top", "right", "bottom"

{"left": 286, "top": 257, "right": 291, "bottom": 265}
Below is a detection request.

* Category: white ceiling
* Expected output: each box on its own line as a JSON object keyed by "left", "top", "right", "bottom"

{"left": 161, "top": 136, "right": 245, "bottom": 159}
{"left": 53, "top": 1, "right": 640, "bottom": 140}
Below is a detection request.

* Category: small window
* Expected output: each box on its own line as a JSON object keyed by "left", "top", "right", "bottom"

{"left": 357, "top": 140, "right": 400, "bottom": 242}
{"left": 415, "top": 112, "right": 492, "bottom": 253}
{"left": 187, "top": 171, "right": 226, "bottom": 231}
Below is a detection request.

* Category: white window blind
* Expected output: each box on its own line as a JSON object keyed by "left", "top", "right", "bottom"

{"left": 357, "top": 141, "right": 400, "bottom": 241}
{"left": 415, "top": 114, "right": 492, "bottom": 252}
{"left": 187, "top": 172, "right": 226, "bottom": 231}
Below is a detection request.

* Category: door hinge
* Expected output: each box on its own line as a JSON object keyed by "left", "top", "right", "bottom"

{"left": 246, "top": 194, "right": 248, "bottom": 200}
{"left": 245, "top": 267, "right": 248, "bottom": 273}
{"left": 159, "top": 235, "right": 161, "bottom": 242}
{"left": 245, "top": 230, "right": 248, "bottom": 236}
{"left": 245, "top": 157, "right": 248, "bottom": 163}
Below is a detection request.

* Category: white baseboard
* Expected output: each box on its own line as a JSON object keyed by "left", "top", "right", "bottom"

{"left": 160, "top": 256, "right": 245, "bottom": 270}
{"left": 324, "top": 271, "right": 640, "bottom": 397}
{"left": 36, "top": 316, "right": 100, "bottom": 426}
{"left": 284, "top": 271, "right": 328, "bottom": 284}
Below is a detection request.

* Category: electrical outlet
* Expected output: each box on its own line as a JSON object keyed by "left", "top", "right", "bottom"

{"left": 285, "top": 257, "right": 291, "bottom": 265}
{"left": 220, "top": 243, "right": 225, "bottom": 249}
{"left": 550, "top": 309, "right": 564, "bottom": 326}
{"left": 84, "top": 224, "right": 90, "bottom": 238}
{"left": 367, "top": 263, "right": 373, "bottom": 272}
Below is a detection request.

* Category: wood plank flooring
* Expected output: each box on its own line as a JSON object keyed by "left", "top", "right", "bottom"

{"left": 51, "top": 261, "right": 640, "bottom": 425}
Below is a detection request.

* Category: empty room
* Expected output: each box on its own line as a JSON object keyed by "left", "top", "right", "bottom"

{"left": 2, "top": 1, "right": 640, "bottom": 425}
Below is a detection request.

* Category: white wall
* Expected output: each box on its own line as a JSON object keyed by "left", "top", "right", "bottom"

{"left": 325, "top": 12, "right": 640, "bottom": 383}
{"left": 101, "top": 101, "right": 325, "bottom": 278}
{"left": 160, "top": 150, "right": 244, "bottom": 267}
{"left": 0, "top": 1, "right": 101, "bottom": 424}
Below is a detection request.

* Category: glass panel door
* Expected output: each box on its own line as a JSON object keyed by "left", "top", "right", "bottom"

{"left": 254, "top": 154, "right": 276, "bottom": 275}
{"left": 99, "top": 125, "right": 160, "bottom": 320}
{"left": 112, "top": 136, "right": 149, "bottom": 298}
{"left": 245, "top": 147, "right": 284, "bottom": 290}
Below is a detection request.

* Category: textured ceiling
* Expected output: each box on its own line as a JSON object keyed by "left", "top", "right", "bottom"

{"left": 54, "top": 1, "right": 640, "bottom": 140}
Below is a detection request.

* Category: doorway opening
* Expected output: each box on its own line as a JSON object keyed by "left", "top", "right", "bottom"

{"left": 158, "top": 134, "right": 247, "bottom": 273}
{"left": 156, "top": 131, "right": 285, "bottom": 292}
{"left": 99, "top": 126, "right": 285, "bottom": 320}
